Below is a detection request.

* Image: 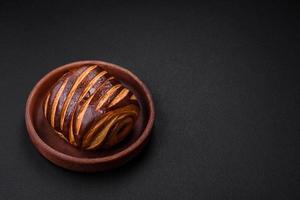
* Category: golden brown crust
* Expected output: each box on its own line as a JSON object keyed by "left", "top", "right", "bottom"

{"left": 44, "top": 65, "right": 139, "bottom": 150}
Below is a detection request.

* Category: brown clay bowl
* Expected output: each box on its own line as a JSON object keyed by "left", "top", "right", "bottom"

{"left": 25, "top": 60, "right": 155, "bottom": 172}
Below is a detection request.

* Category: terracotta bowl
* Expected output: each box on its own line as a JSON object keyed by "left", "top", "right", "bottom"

{"left": 25, "top": 60, "right": 155, "bottom": 172}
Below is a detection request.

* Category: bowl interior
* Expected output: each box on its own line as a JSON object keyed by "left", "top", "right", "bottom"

{"left": 28, "top": 61, "right": 150, "bottom": 158}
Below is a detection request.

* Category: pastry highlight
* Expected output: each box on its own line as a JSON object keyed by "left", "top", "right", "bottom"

{"left": 43, "top": 65, "right": 139, "bottom": 150}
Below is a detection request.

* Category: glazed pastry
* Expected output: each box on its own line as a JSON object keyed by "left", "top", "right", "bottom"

{"left": 43, "top": 65, "right": 139, "bottom": 150}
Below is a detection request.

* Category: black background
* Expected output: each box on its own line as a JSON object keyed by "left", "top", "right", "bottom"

{"left": 0, "top": 1, "right": 299, "bottom": 199}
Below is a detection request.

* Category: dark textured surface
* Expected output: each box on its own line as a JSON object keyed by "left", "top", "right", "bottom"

{"left": 0, "top": 1, "right": 299, "bottom": 199}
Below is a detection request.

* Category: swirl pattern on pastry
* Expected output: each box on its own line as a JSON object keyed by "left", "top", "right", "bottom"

{"left": 43, "top": 65, "right": 139, "bottom": 150}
